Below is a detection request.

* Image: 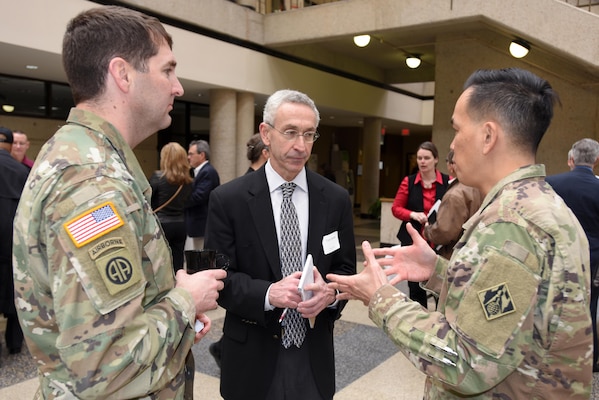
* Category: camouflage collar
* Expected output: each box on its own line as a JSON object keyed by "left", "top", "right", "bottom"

{"left": 66, "top": 108, "right": 150, "bottom": 195}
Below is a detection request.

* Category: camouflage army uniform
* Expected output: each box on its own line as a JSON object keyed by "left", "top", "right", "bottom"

{"left": 13, "top": 109, "right": 196, "bottom": 399}
{"left": 369, "top": 165, "right": 592, "bottom": 399}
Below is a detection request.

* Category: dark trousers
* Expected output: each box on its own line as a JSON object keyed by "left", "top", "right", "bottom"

{"left": 408, "top": 281, "right": 428, "bottom": 308}
{"left": 4, "top": 313, "right": 23, "bottom": 351}
{"left": 265, "top": 344, "right": 327, "bottom": 400}
{"left": 160, "top": 219, "right": 186, "bottom": 272}
{"left": 592, "top": 263, "right": 599, "bottom": 371}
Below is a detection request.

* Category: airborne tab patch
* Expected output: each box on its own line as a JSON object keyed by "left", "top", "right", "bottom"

{"left": 477, "top": 283, "right": 516, "bottom": 321}
{"left": 64, "top": 201, "right": 124, "bottom": 248}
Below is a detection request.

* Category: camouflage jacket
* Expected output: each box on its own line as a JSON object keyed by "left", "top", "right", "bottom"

{"left": 369, "top": 164, "right": 592, "bottom": 399}
{"left": 13, "top": 108, "right": 196, "bottom": 399}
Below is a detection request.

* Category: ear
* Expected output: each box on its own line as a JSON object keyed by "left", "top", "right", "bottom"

{"left": 259, "top": 123, "right": 271, "bottom": 147}
{"left": 481, "top": 121, "right": 499, "bottom": 155}
{"left": 107, "top": 57, "right": 132, "bottom": 93}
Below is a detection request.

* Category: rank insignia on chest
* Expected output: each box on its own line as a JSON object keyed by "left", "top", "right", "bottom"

{"left": 64, "top": 201, "right": 124, "bottom": 247}
{"left": 477, "top": 282, "right": 516, "bottom": 321}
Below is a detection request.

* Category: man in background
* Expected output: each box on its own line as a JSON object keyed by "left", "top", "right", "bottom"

{"left": 185, "top": 139, "right": 220, "bottom": 250}
{"left": 10, "top": 130, "right": 34, "bottom": 169}
{"left": 12, "top": 6, "right": 225, "bottom": 398}
{"left": 0, "top": 127, "right": 28, "bottom": 361}
{"left": 546, "top": 138, "right": 599, "bottom": 371}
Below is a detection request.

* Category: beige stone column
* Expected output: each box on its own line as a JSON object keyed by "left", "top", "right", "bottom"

{"left": 236, "top": 92, "right": 255, "bottom": 177}
{"left": 210, "top": 89, "right": 237, "bottom": 184}
{"left": 360, "top": 117, "right": 381, "bottom": 216}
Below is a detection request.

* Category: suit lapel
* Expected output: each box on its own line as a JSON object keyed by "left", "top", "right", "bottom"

{"left": 307, "top": 171, "right": 327, "bottom": 262}
{"left": 247, "top": 169, "right": 283, "bottom": 279}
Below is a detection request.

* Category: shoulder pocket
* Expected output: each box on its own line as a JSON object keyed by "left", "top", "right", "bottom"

{"left": 53, "top": 191, "right": 146, "bottom": 314}
{"left": 455, "top": 245, "right": 539, "bottom": 357}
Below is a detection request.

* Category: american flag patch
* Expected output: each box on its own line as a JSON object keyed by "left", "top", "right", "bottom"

{"left": 64, "top": 202, "right": 124, "bottom": 248}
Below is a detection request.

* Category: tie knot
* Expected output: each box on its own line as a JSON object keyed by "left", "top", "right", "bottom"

{"left": 281, "top": 182, "right": 296, "bottom": 199}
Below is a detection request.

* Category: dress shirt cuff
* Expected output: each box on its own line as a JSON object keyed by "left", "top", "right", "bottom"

{"left": 264, "top": 284, "right": 275, "bottom": 311}
{"left": 327, "top": 289, "right": 340, "bottom": 308}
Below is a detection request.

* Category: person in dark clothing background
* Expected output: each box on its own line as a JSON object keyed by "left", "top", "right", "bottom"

{"left": 546, "top": 138, "right": 599, "bottom": 371}
{"left": 245, "top": 133, "right": 269, "bottom": 174}
{"left": 0, "top": 127, "right": 29, "bottom": 358}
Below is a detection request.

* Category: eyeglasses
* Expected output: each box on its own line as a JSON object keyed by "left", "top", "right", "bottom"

{"left": 266, "top": 123, "right": 319, "bottom": 143}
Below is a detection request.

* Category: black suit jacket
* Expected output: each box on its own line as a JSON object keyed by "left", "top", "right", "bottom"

{"left": 0, "top": 149, "right": 29, "bottom": 314}
{"left": 546, "top": 166, "right": 599, "bottom": 270}
{"left": 205, "top": 166, "right": 356, "bottom": 400}
{"left": 185, "top": 162, "right": 219, "bottom": 237}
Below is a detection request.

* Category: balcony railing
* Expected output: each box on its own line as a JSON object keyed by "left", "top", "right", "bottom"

{"left": 232, "top": 0, "right": 342, "bottom": 14}
{"left": 234, "top": 0, "right": 599, "bottom": 16}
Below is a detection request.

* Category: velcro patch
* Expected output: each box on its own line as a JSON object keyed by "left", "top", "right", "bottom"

{"left": 477, "top": 282, "right": 516, "bottom": 321}
{"left": 64, "top": 201, "right": 124, "bottom": 248}
{"left": 95, "top": 247, "right": 141, "bottom": 295}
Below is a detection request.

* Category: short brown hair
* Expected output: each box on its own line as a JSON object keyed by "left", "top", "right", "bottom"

{"left": 62, "top": 6, "right": 172, "bottom": 104}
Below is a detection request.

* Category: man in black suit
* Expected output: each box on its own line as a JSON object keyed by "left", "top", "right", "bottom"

{"left": 0, "top": 127, "right": 29, "bottom": 359}
{"left": 205, "top": 89, "right": 356, "bottom": 400}
{"left": 546, "top": 138, "right": 599, "bottom": 371}
{"left": 185, "top": 139, "right": 220, "bottom": 250}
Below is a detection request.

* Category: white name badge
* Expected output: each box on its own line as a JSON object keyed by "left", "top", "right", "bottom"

{"left": 322, "top": 231, "right": 340, "bottom": 255}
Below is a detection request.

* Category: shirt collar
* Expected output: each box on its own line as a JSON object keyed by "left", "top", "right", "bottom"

{"left": 194, "top": 160, "right": 208, "bottom": 176}
{"left": 414, "top": 170, "right": 443, "bottom": 184}
{"left": 265, "top": 160, "right": 308, "bottom": 194}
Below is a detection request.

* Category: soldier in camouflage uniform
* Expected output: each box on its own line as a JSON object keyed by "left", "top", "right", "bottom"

{"left": 12, "top": 6, "right": 225, "bottom": 399}
{"left": 328, "top": 68, "right": 592, "bottom": 399}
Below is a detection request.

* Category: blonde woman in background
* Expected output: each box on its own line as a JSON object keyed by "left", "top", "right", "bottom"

{"left": 150, "top": 142, "right": 193, "bottom": 271}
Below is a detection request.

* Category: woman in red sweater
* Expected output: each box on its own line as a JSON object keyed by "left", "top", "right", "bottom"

{"left": 392, "top": 141, "right": 450, "bottom": 308}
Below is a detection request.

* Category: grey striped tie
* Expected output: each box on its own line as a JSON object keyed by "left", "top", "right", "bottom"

{"left": 279, "top": 182, "right": 306, "bottom": 348}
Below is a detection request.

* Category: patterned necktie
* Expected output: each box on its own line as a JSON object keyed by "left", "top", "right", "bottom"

{"left": 279, "top": 182, "right": 306, "bottom": 348}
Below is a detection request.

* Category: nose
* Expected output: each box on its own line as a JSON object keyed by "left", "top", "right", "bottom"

{"left": 173, "top": 76, "right": 184, "bottom": 97}
{"left": 291, "top": 134, "right": 310, "bottom": 151}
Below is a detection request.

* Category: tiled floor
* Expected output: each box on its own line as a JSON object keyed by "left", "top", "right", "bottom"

{"left": 1, "top": 216, "right": 597, "bottom": 399}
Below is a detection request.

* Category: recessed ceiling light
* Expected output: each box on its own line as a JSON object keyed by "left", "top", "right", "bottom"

{"left": 26, "top": 65, "right": 39, "bottom": 70}
{"left": 353, "top": 35, "right": 371, "bottom": 48}
{"left": 2, "top": 105, "right": 15, "bottom": 113}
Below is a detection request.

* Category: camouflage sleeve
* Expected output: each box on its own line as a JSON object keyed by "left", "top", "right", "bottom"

{"left": 369, "top": 222, "right": 541, "bottom": 395}
{"left": 23, "top": 171, "right": 196, "bottom": 398}
{"left": 422, "top": 255, "right": 446, "bottom": 294}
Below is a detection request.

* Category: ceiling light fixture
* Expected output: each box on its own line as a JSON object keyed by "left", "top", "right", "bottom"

{"left": 2, "top": 104, "right": 15, "bottom": 113}
{"left": 509, "top": 39, "right": 530, "bottom": 58}
{"left": 405, "top": 56, "right": 422, "bottom": 69}
{"left": 353, "top": 35, "right": 371, "bottom": 48}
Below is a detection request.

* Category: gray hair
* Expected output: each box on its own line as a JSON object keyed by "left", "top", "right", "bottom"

{"left": 191, "top": 139, "right": 211, "bottom": 160}
{"left": 570, "top": 138, "right": 599, "bottom": 166}
{"left": 263, "top": 89, "right": 320, "bottom": 127}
